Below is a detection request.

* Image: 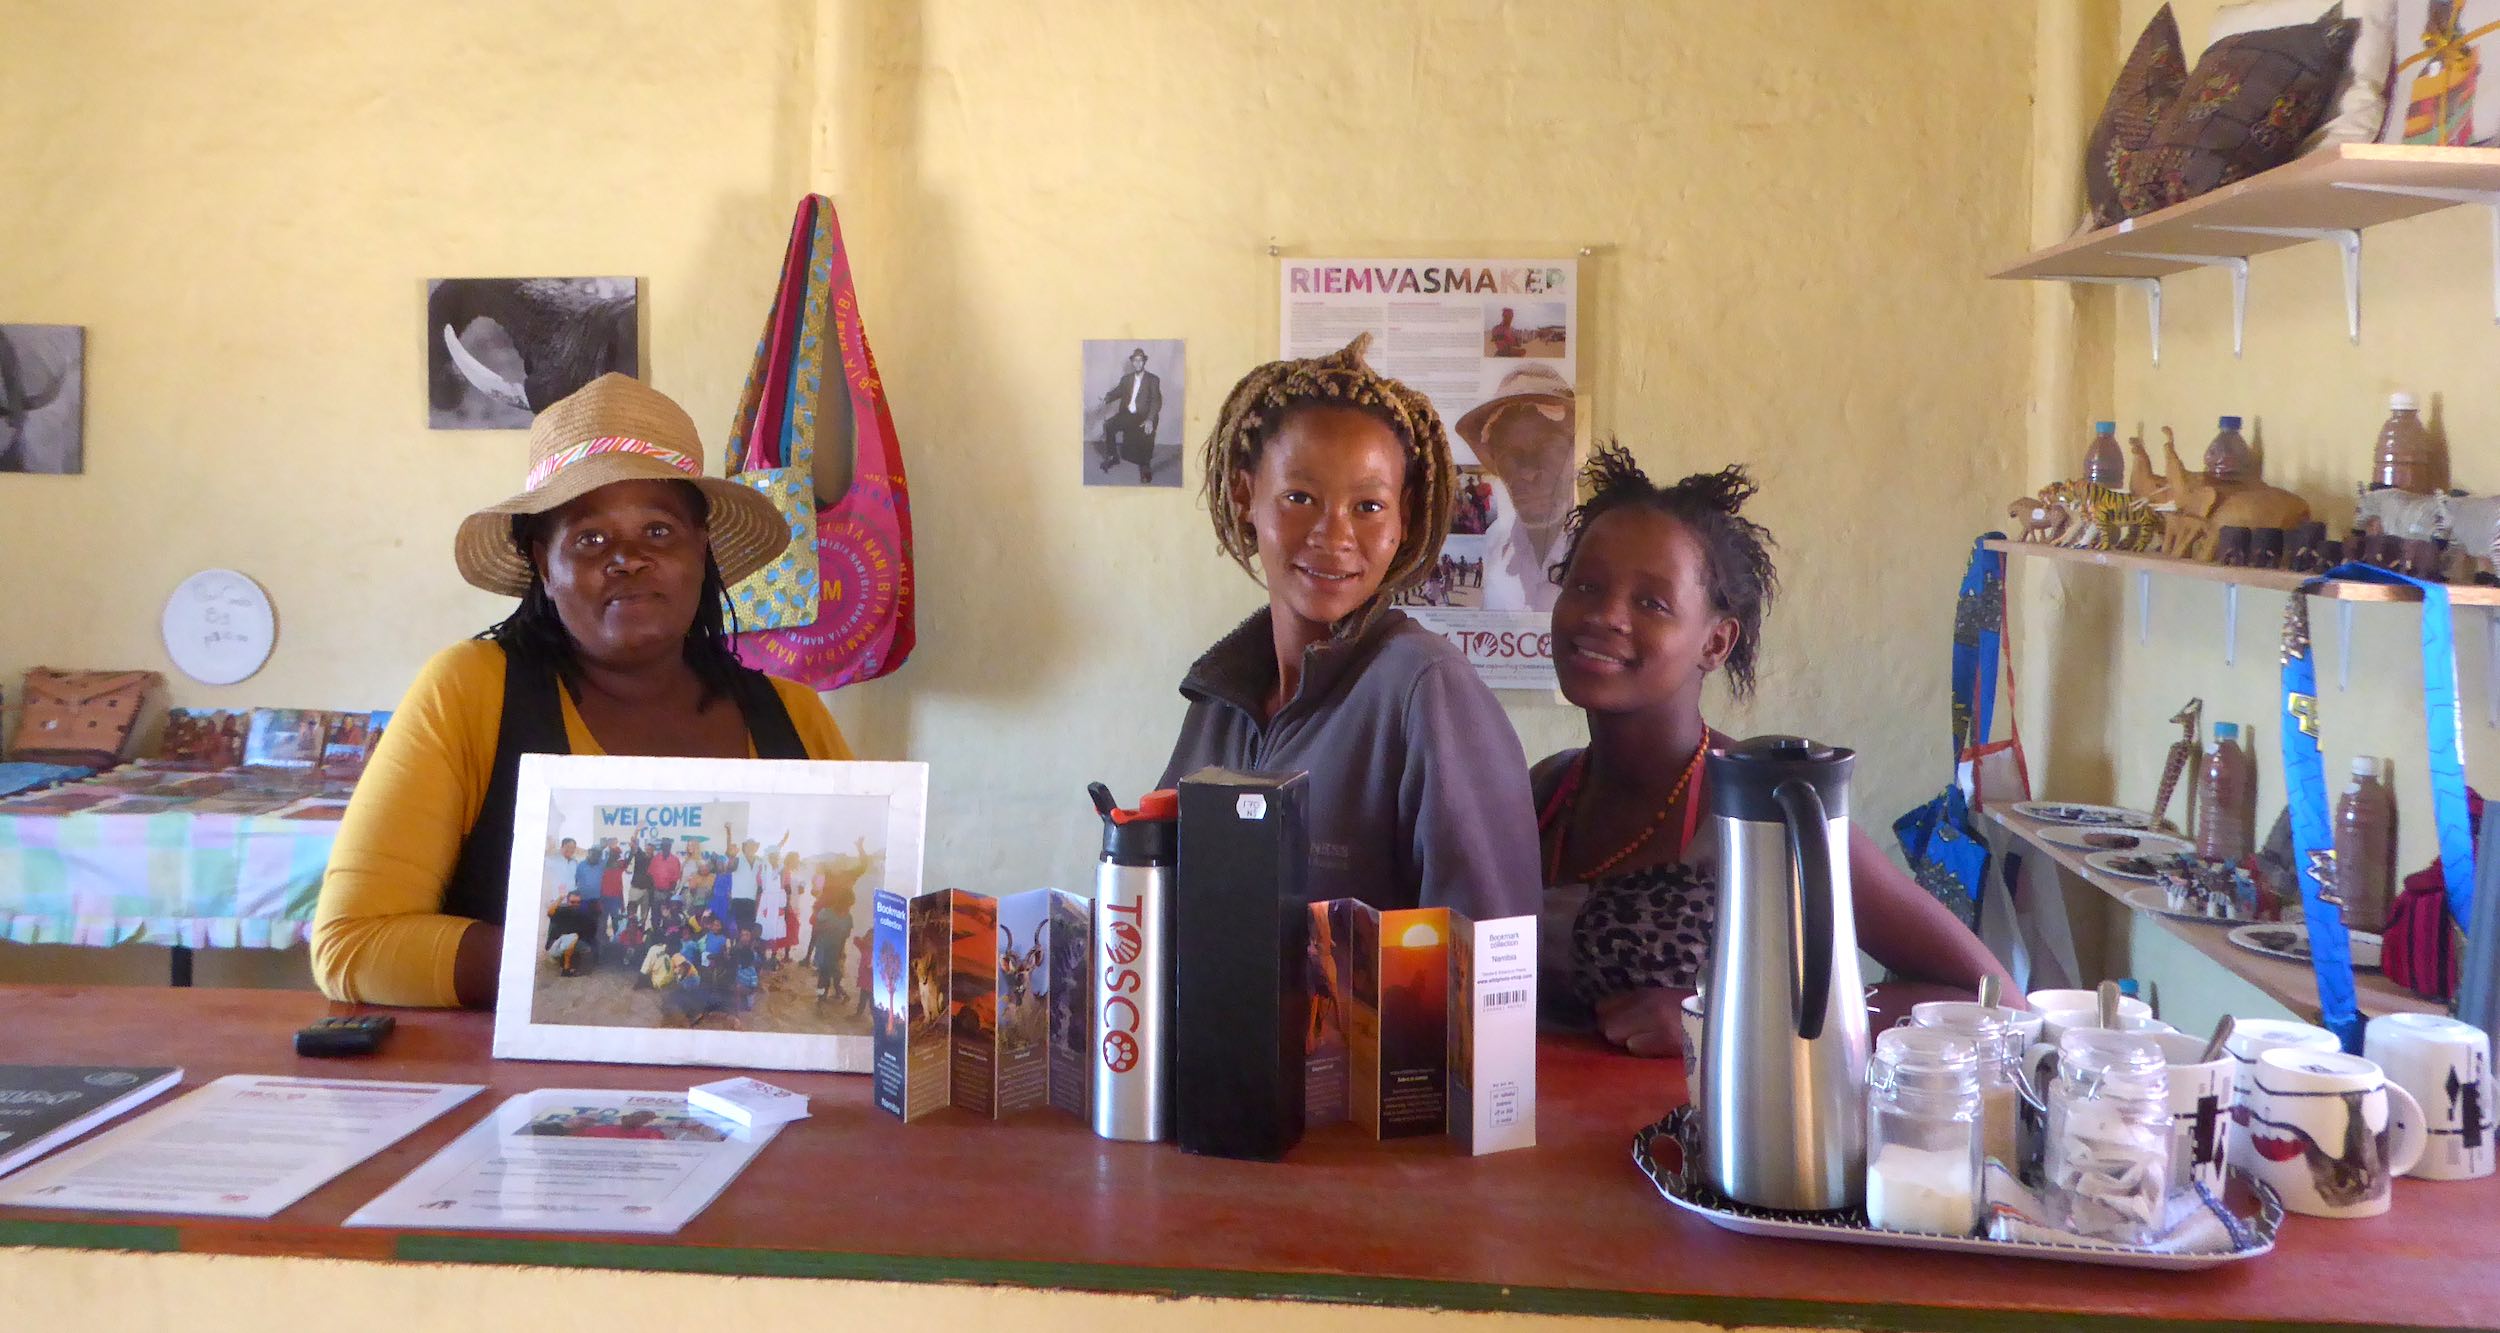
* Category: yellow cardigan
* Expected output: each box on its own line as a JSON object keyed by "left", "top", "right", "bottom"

{"left": 309, "top": 641, "right": 853, "bottom": 1007}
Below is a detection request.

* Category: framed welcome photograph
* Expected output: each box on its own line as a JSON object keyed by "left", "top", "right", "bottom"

{"left": 493, "top": 753, "right": 929, "bottom": 1074}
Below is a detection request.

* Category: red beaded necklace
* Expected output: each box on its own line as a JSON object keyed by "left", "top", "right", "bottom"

{"left": 1540, "top": 736, "right": 1709, "bottom": 884}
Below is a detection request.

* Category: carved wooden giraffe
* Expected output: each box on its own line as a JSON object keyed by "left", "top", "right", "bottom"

{"left": 2151, "top": 697, "right": 2202, "bottom": 834}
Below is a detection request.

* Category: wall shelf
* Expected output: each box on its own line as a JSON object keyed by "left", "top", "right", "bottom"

{"left": 1986, "top": 808, "right": 2441, "bottom": 1024}
{"left": 1990, "top": 144, "right": 2500, "bottom": 358}
{"left": 1983, "top": 537, "right": 2500, "bottom": 606}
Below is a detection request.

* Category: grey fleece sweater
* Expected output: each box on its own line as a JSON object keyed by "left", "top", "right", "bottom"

{"left": 1159, "top": 607, "right": 1541, "bottom": 923}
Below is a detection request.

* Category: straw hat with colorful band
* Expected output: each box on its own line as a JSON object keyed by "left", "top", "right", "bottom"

{"left": 453, "top": 373, "right": 790, "bottom": 598}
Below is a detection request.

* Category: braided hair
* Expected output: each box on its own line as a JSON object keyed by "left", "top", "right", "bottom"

{"left": 479, "top": 480, "right": 752, "bottom": 704}
{"left": 1551, "top": 444, "right": 1779, "bottom": 700}
{"left": 1198, "top": 333, "right": 1456, "bottom": 623}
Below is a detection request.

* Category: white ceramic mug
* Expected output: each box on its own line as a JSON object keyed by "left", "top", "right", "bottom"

{"left": 2027, "top": 989, "right": 2152, "bottom": 1024}
{"left": 2245, "top": 1047, "right": 2426, "bottom": 1218}
{"left": 1679, "top": 992, "right": 1705, "bottom": 1071}
{"left": 2365, "top": 1013, "right": 2495, "bottom": 1181}
{"left": 2038, "top": 1008, "right": 2175, "bottom": 1049}
{"left": 2223, "top": 1018, "right": 2342, "bottom": 1171}
{"left": 2149, "top": 1031, "right": 2236, "bottom": 1197}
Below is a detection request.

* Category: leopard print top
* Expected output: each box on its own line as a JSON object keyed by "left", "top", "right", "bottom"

{"left": 1534, "top": 748, "right": 1722, "bottom": 1030}
{"left": 1542, "top": 863, "right": 1719, "bottom": 1027}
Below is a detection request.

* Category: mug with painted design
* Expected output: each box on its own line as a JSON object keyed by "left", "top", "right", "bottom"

{"left": 2245, "top": 1048, "right": 2426, "bottom": 1219}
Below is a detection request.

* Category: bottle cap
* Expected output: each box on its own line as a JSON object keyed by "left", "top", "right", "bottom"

{"left": 2213, "top": 722, "right": 2239, "bottom": 741}
{"left": 2351, "top": 756, "right": 2377, "bottom": 778}
{"left": 2094, "top": 420, "right": 2116, "bottom": 434}
{"left": 2218, "top": 415, "right": 2243, "bottom": 430}
{"left": 2391, "top": 392, "right": 2418, "bottom": 412}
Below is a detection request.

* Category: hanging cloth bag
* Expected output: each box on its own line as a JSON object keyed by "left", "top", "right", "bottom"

{"left": 1895, "top": 535, "right": 2032, "bottom": 925}
{"left": 2279, "top": 565, "right": 2479, "bottom": 1049}
{"left": 722, "top": 197, "right": 829, "bottom": 631}
{"left": 724, "top": 195, "right": 916, "bottom": 689}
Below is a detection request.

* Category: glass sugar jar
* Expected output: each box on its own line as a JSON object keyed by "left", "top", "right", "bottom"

{"left": 1910, "top": 1000, "right": 2023, "bottom": 1173}
{"left": 2044, "top": 1030, "right": 2172, "bottom": 1246}
{"left": 1864, "top": 1027, "right": 1984, "bottom": 1236}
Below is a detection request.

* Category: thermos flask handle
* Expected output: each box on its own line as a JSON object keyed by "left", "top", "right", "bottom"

{"left": 1774, "top": 778, "right": 1835, "bottom": 1042}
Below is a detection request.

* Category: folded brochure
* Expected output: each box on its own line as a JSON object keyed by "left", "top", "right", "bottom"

{"left": 0, "top": 1065, "right": 183, "bottom": 1179}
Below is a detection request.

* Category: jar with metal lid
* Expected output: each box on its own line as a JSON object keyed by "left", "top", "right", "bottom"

{"left": 2044, "top": 1030, "right": 2172, "bottom": 1245}
{"left": 1864, "top": 1027, "right": 1983, "bottom": 1236}
{"left": 1909, "top": 1000, "right": 2023, "bottom": 1172}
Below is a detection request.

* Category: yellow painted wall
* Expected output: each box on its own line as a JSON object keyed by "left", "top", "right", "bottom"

{"left": 3, "top": 2, "right": 2039, "bottom": 986}
{"left": 2023, "top": 1, "right": 2500, "bottom": 883}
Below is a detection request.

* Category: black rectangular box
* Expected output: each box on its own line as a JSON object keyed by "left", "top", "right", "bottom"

{"left": 1173, "top": 767, "right": 1311, "bottom": 1160}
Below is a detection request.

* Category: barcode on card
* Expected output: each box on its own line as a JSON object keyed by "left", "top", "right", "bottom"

{"left": 1483, "top": 988, "right": 1528, "bottom": 1008}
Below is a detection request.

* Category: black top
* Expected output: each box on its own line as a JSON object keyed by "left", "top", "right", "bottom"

{"left": 439, "top": 643, "right": 810, "bottom": 926}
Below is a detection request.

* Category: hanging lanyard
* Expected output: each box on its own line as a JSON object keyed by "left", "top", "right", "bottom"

{"left": 2280, "top": 564, "right": 2478, "bottom": 1051}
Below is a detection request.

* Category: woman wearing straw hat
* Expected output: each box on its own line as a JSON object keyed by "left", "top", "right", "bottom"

{"left": 311, "top": 374, "right": 852, "bottom": 1008}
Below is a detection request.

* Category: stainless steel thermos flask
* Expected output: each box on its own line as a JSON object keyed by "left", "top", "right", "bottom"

{"left": 1090, "top": 783, "right": 1176, "bottom": 1143}
{"left": 1698, "top": 735, "right": 1871, "bottom": 1212}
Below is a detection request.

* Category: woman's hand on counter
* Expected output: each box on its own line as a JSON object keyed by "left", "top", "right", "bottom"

{"left": 1595, "top": 987, "right": 1691, "bottom": 1058}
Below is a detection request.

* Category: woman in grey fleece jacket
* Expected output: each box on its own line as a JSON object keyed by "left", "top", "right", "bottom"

{"left": 1158, "top": 337, "right": 1540, "bottom": 925}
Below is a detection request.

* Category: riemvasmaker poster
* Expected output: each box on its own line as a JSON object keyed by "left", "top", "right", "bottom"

{"left": 1279, "top": 258, "right": 1577, "bottom": 689}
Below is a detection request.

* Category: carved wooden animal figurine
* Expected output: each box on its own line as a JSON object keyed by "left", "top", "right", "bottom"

{"left": 2355, "top": 485, "right": 2449, "bottom": 541}
{"left": 2449, "top": 496, "right": 2500, "bottom": 581}
{"left": 2008, "top": 481, "right": 2163, "bottom": 552}
{"left": 2151, "top": 697, "right": 2203, "bottom": 834}
{"left": 2133, "top": 429, "right": 2308, "bottom": 560}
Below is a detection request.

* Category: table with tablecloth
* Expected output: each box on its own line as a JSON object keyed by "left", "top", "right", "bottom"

{"left": 0, "top": 764, "right": 346, "bottom": 949}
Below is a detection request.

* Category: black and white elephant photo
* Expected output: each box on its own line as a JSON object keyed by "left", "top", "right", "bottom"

{"left": 0, "top": 324, "right": 85, "bottom": 475}
{"left": 426, "top": 277, "right": 639, "bottom": 429}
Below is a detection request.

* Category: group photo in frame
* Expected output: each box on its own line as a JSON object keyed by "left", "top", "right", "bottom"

{"left": 493, "top": 754, "right": 929, "bottom": 1074}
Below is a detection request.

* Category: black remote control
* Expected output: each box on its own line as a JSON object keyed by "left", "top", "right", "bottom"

{"left": 295, "top": 1014, "right": 395, "bottom": 1057}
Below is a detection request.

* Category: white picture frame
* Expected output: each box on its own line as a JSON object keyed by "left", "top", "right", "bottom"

{"left": 493, "top": 753, "right": 928, "bottom": 1074}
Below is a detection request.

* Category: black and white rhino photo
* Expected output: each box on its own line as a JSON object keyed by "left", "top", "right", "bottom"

{"left": 427, "top": 277, "right": 639, "bottom": 429}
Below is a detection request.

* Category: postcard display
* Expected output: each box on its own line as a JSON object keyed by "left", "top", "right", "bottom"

{"left": 870, "top": 888, "right": 1092, "bottom": 1122}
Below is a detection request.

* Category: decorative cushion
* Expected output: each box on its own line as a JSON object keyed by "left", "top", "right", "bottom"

{"left": 2209, "top": 0, "right": 2398, "bottom": 149}
{"left": 2379, "top": 0, "right": 2500, "bottom": 145}
{"left": 2086, "top": 5, "right": 2191, "bottom": 227}
{"left": 2119, "top": 10, "right": 2361, "bottom": 218}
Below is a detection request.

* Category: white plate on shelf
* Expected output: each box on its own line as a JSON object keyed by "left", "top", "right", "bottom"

{"left": 2035, "top": 826, "right": 2191, "bottom": 855}
{"left": 2228, "top": 922, "right": 2382, "bottom": 971}
{"left": 2085, "top": 848, "right": 2198, "bottom": 883}
{"left": 2010, "top": 801, "right": 2156, "bottom": 830}
{"left": 2121, "top": 884, "right": 2266, "bottom": 926}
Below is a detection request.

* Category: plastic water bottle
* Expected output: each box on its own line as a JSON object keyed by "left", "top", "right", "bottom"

{"left": 2084, "top": 420, "right": 2125, "bottom": 488}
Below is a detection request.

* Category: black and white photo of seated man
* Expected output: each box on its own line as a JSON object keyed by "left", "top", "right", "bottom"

{"left": 1082, "top": 338, "right": 1186, "bottom": 488}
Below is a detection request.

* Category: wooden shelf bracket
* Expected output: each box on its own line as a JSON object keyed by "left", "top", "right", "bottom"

{"left": 2138, "top": 569, "right": 2153, "bottom": 644}
{"left": 2117, "top": 251, "right": 2250, "bottom": 355}
{"left": 2194, "top": 224, "right": 2362, "bottom": 342}
{"left": 2042, "top": 274, "right": 2163, "bottom": 364}
{"left": 2333, "top": 181, "right": 2500, "bottom": 322}
{"left": 2224, "top": 584, "right": 2241, "bottom": 665}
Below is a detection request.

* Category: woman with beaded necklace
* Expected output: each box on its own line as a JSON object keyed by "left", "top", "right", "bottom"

{"left": 1536, "top": 447, "right": 2009, "bottom": 1056}
{"left": 1159, "top": 336, "right": 1539, "bottom": 922}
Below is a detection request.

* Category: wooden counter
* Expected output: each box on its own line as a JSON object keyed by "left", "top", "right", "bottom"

{"left": 1, "top": 985, "right": 2494, "bottom": 1331}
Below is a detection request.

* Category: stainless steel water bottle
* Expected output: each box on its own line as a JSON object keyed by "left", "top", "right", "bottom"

{"left": 1090, "top": 782, "right": 1176, "bottom": 1142}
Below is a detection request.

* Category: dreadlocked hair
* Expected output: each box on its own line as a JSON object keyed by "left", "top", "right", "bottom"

{"left": 478, "top": 480, "right": 752, "bottom": 705}
{"left": 1550, "top": 443, "right": 1779, "bottom": 701}
{"left": 1197, "top": 333, "right": 1455, "bottom": 627}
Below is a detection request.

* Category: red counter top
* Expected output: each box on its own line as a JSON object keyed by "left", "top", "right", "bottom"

{"left": 0, "top": 985, "right": 2491, "bottom": 1330}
